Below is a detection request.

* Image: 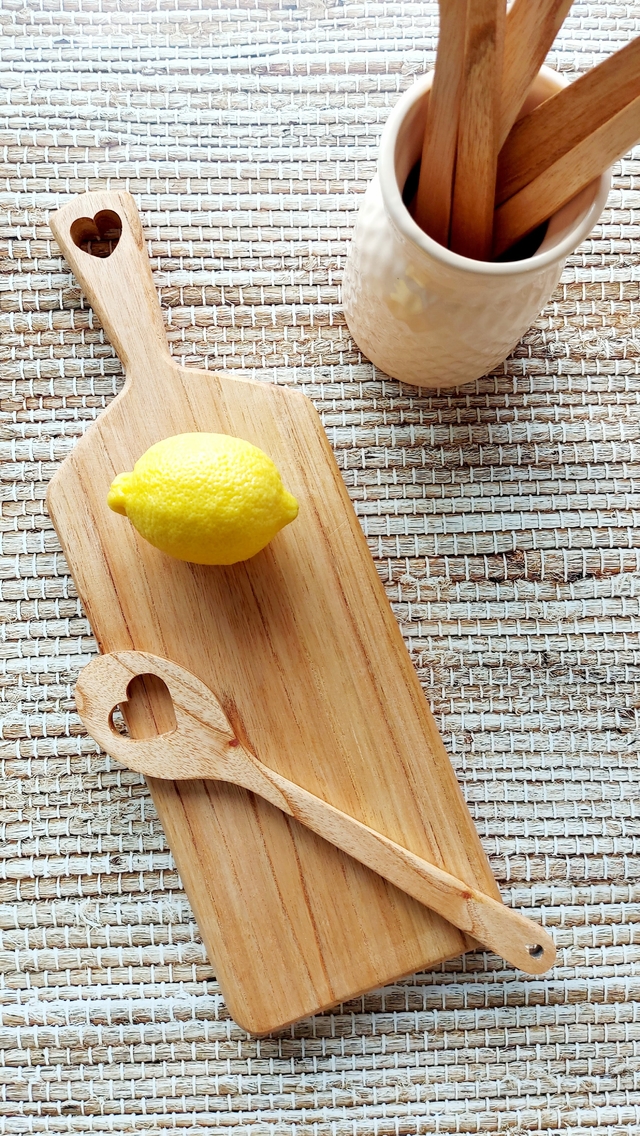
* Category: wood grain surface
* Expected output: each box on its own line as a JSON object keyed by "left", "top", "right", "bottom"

{"left": 497, "top": 34, "right": 640, "bottom": 205}
{"left": 47, "top": 190, "right": 506, "bottom": 1035}
{"left": 450, "top": 0, "right": 505, "bottom": 259}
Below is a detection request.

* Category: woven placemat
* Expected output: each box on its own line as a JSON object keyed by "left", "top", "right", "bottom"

{"left": 1, "top": 0, "right": 639, "bottom": 1132}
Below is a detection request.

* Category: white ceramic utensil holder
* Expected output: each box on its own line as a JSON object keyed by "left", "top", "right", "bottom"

{"left": 342, "top": 67, "right": 611, "bottom": 389}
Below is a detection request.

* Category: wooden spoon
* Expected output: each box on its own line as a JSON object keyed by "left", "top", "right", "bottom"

{"left": 450, "top": 0, "right": 506, "bottom": 260}
{"left": 75, "top": 650, "right": 557, "bottom": 975}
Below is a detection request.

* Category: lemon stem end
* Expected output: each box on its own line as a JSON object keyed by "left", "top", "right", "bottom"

{"left": 107, "top": 472, "right": 131, "bottom": 516}
{"left": 282, "top": 490, "right": 299, "bottom": 524}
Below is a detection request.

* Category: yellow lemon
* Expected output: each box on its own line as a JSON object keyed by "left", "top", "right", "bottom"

{"left": 107, "top": 433, "right": 299, "bottom": 565}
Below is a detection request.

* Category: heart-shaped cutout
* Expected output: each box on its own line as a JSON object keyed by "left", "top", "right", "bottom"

{"left": 108, "top": 673, "right": 177, "bottom": 738}
{"left": 70, "top": 209, "right": 122, "bottom": 258}
{"left": 110, "top": 702, "right": 131, "bottom": 737}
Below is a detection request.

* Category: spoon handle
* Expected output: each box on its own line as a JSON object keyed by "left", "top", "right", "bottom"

{"left": 499, "top": 0, "right": 574, "bottom": 149}
{"left": 250, "top": 759, "right": 556, "bottom": 975}
{"left": 449, "top": 0, "right": 505, "bottom": 260}
{"left": 497, "top": 34, "right": 640, "bottom": 206}
{"left": 494, "top": 91, "right": 640, "bottom": 256}
{"left": 414, "top": 0, "right": 469, "bottom": 245}
{"left": 76, "top": 650, "right": 556, "bottom": 975}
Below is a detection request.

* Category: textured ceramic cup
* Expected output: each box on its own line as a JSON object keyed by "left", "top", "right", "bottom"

{"left": 342, "top": 67, "right": 611, "bottom": 389}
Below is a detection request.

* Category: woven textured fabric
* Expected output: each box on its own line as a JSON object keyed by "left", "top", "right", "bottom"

{"left": 1, "top": 0, "right": 640, "bottom": 1131}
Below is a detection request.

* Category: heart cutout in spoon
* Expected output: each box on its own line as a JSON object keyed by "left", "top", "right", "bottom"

{"left": 90, "top": 672, "right": 178, "bottom": 740}
{"left": 70, "top": 209, "right": 122, "bottom": 258}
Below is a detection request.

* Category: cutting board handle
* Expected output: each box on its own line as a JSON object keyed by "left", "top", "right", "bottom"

{"left": 50, "top": 191, "right": 170, "bottom": 377}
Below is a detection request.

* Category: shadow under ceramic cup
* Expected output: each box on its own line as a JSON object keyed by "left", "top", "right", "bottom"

{"left": 342, "top": 67, "right": 611, "bottom": 390}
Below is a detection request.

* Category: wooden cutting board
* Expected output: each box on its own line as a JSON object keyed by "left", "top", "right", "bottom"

{"left": 47, "top": 191, "right": 502, "bottom": 1035}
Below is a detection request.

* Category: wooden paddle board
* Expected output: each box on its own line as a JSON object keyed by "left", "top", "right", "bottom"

{"left": 47, "top": 191, "right": 503, "bottom": 1035}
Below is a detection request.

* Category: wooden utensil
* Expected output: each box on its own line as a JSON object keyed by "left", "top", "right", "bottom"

{"left": 48, "top": 190, "right": 553, "bottom": 1034}
{"left": 414, "top": 0, "right": 571, "bottom": 247}
{"left": 76, "top": 650, "right": 556, "bottom": 975}
{"left": 494, "top": 91, "right": 640, "bottom": 255}
{"left": 497, "top": 35, "right": 640, "bottom": 206}
{"left": 414, "top": 0, "right": 469, "bottom": 245}
{"left": 499, "top": 0, "right": 574, "bottom": 149}
{"left": 450, "top": 0, "right": 506, "bottom": 259}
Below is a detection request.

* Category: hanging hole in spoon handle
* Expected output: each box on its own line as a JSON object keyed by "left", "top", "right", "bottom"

{"left": 49, "top": 190, "right": 170, "bottom": 375}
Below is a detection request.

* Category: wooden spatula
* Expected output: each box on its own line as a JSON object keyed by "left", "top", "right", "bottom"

{"left": 75, "top": 649, "right": 556, "bottom": 975}
{"left": 450, "top": 0, "right": 505, "bottom": 259}
{"left": 497, "top": 35, "right": 640, "bottom": 205}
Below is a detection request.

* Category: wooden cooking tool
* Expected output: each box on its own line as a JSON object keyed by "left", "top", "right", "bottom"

{"left": 48, "top": 191, "right": 554, "bottom": 1034}
{"left": 494, "top": 91, "right": 640, "bottom": 256}
{"left": 414, "top": 0, "right": 468, "bottom": 245}
{"left": 498, "top": 0, "right": 574, "bottom": 149}
{"left": 450, "top": 0, "right": 505, "bottom": 259}
{"left": 497, "top": 35, "right": 640, "bottom": 205}
{"left": 414, "top": 0, "right": 571, "bottom": 247}
{"left": 76, "top": 650, "right": 555, "bottom": 975}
